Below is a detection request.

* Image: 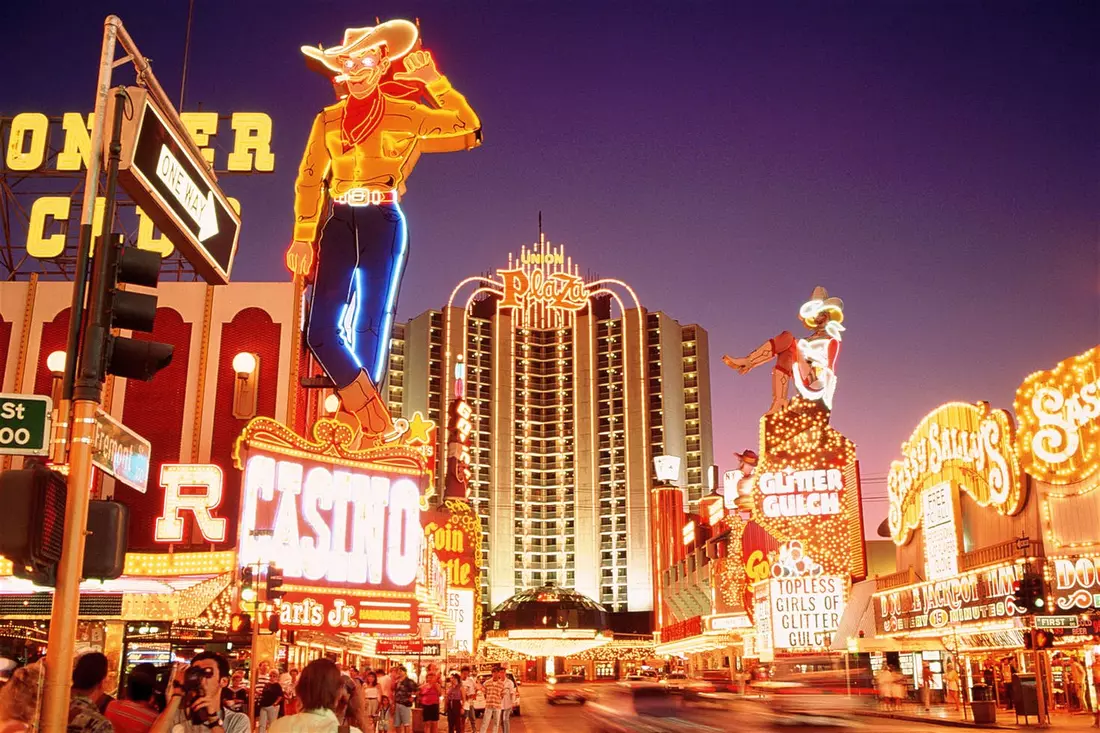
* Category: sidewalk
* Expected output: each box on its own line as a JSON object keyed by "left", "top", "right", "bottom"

{"left": 858, "top": 703, "right": 1099, "bottom": 730}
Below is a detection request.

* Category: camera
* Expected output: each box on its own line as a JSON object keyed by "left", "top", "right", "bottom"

{"left": 183, "top": 666, "right": 211, "bottom": 724}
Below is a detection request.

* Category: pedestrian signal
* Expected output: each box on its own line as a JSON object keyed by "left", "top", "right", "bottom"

{"left": 230, "top": 613, "right": 252, "bottom": 635}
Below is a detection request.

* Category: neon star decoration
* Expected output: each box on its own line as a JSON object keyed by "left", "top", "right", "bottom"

{"left": 405, "top": 412, "right": 435, "bottom": 445}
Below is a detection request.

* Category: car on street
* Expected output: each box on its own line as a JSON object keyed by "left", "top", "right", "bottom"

{"left": 546, "top": 674, "right": 592, "bottom": 704}
{"left": 683, "top": 669, "right": 740, "bottom": 699}
{"left": 659, "top": 672, "right": 689, "bottom": 693}
{"left": 585, "top": 682, "right": 701, "bottom": 732}
{"left": 754, "top": 655, "right": 874, "bottom": 724}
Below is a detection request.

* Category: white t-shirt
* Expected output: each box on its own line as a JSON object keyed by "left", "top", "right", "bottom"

{"left": 461, "top": 677, "right": 477, "bottom": 707}
{"left": 501, "top": 679, "right": 516, "bottom": 710}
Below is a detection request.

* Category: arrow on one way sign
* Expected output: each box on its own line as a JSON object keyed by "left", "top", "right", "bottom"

{"left": 155, "top": 145, "right": 220, "bottom": 242}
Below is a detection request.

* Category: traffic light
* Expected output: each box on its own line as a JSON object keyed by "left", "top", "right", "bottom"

{"left": 84, "top": 234, "right": 173, "bottom": 384}
{"left": 1009, "top": 571, "right": 1046, "bottom": 614}
{"left": 266, "top": 565, "right": 285, "bottom": 602}
{"left": 0, "top": 465, "right": 66, "bottom": 583}
{"left": 229, "top": 613, "right": 252, "bottom": 635}
{"left": 267, "top": 613, "right": 281, "bottom": 634}
{"left": 83, "top": 500, "right": 129, "bottom": 580}
{"left": 240, "top": 566, "right": 256, "bottom": 603}
{"left": 0, "top": 469, "right": 132, "bottom": 585}
{"left": 1025, "top": 629, "right": 1054, "bottom": 650}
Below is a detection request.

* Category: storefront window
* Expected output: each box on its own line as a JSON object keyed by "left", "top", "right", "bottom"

{"left": 595, "top": 662, "right": 615, "bottom": 678}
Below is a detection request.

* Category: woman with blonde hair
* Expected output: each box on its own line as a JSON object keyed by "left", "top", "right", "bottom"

{"left": 0, "top": 663, "right": 45, "bottom": 733}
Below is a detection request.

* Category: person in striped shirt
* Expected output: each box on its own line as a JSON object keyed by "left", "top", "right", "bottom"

{"left": 105, "top": 666, "right": 160, "bottom": 733}
{"left": 478, "top": 669, "right": 505, "bottom": 733}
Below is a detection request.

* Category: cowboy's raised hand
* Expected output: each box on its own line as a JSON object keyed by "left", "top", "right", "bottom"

{"left": 394, "top": 50, "right": 441, "bottom": 83}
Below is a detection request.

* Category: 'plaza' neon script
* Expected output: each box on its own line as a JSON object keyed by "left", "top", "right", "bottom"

{"left": 237, "top": 454, "right": 421, "bottom": 588}
{"left": 498, "top": 268, "right": 586, "bottom": 312}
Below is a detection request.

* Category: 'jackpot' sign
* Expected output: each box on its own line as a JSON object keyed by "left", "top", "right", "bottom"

{"left": 873, "top": 563, "right": 1023, "bottom": 635}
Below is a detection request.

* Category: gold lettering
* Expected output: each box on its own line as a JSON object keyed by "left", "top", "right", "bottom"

{"left": 26, "top": 196, "right": 70, "bottom": 258}
{"left": 180, "top": 112, "right": 219, "bottom": 167}
{"left": 227, "top": 113, "right": 275, "bottom": 172}
{"left": 56, "top": 113, "right": 93, "bottom": 171}
{"left": 6, "top": 113, "right": 49, "bottom": 171}
{"left": 136, "top": 208, "right": 173, "bottom": 257}
{"left": 498, "top": 268, "right": 529, "bottom": 308}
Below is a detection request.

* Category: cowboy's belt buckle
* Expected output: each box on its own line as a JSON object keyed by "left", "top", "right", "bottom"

{"left": 337, "top": 188, "right": 395, "bottom": 206}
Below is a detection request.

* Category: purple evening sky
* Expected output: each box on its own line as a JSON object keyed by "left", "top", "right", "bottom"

{"left": 3, "top": 1, "right": 1097, "bottom": 538}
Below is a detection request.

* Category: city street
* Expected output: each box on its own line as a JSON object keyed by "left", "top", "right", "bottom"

{"left": 505, "top": 688, "right": 978, "bottom": 732}
{"left": 0, "top": 6, "right": 1096, "bottom": 733}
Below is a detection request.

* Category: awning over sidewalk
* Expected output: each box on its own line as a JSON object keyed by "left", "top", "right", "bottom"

{"left": 830, "top": 579, "right": 877, "bottom": 651}
{"left": 831, "top": 579, "right": 944, "bottom": 653}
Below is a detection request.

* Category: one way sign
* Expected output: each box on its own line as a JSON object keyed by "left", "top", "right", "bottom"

{"left": 110, "top": 87, "right": 240, "bottom": 284}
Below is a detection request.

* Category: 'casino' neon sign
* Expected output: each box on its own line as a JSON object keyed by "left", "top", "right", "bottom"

{"left": 237, "top": 452, "right": 421, "bottom": 587}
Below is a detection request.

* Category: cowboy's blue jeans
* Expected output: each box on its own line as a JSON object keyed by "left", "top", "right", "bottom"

{"left": 306, "top": 202, "right": 408, "bottom": 390}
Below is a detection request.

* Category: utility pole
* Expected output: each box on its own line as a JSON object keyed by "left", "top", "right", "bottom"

{"left": 40, "top": 85, "right": 128, "bottom": 733}
{"left": 1032, "top": 627, "right": 1049, "bottom": 728}
{"left": 248, "top": 562, "right": 262, "bottom": 725}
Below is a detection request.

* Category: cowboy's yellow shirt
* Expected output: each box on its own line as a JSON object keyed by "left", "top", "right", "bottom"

{"left": 293, "top": 75, "right": 481, "bottom": 242}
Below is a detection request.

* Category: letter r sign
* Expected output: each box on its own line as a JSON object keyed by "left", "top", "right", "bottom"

{"left": 155, "top": 463, "right": 228, "bottom": 542}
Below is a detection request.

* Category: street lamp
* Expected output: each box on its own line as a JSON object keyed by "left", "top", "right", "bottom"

{"left": 46, "top": 351, "right": 66, "bottom": 405}
{"left": 232, "top": 352, "right": 259, "bottom": 419}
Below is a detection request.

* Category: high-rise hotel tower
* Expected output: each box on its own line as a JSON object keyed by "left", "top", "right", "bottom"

{"left": 386, "top": 236, "right": 713, "bottom": 614}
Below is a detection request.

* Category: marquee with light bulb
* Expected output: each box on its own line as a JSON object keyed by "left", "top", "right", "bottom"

{"left": 1014, "top": 346, "right": 1100, "bottom": 487}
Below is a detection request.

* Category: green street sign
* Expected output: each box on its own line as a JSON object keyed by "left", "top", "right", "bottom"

{"left": 0, "top": 393, "right": 52, "bottom": 456}
{"left": 1034, "top": 615, "right": 1080, "bottom": 629}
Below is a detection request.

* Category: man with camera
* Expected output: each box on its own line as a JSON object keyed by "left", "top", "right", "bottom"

{"left": 150, "top": 653, "right": 248, "bottom": 733}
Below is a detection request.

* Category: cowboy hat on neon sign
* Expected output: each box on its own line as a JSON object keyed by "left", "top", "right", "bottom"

{"left": 301, "top": 21, "right": 429, "bottom": 96}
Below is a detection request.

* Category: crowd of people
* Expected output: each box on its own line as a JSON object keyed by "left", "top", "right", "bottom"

{"left": 0, "top": 655, "right": 517, "bottom": 733}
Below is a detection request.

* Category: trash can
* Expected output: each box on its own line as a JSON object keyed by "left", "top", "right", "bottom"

{"left": 971, "top": 700, "right": 997, "bottom": 725}
{"left": 971, "top": 683, "right": 993, "bottom": 701}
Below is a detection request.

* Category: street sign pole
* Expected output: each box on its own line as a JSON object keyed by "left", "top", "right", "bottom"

{"left": 40, "top": 85, "right": 128, "bottom": 733}
{"left": 249, "top": 563, "right": 261, "bottom": 726}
